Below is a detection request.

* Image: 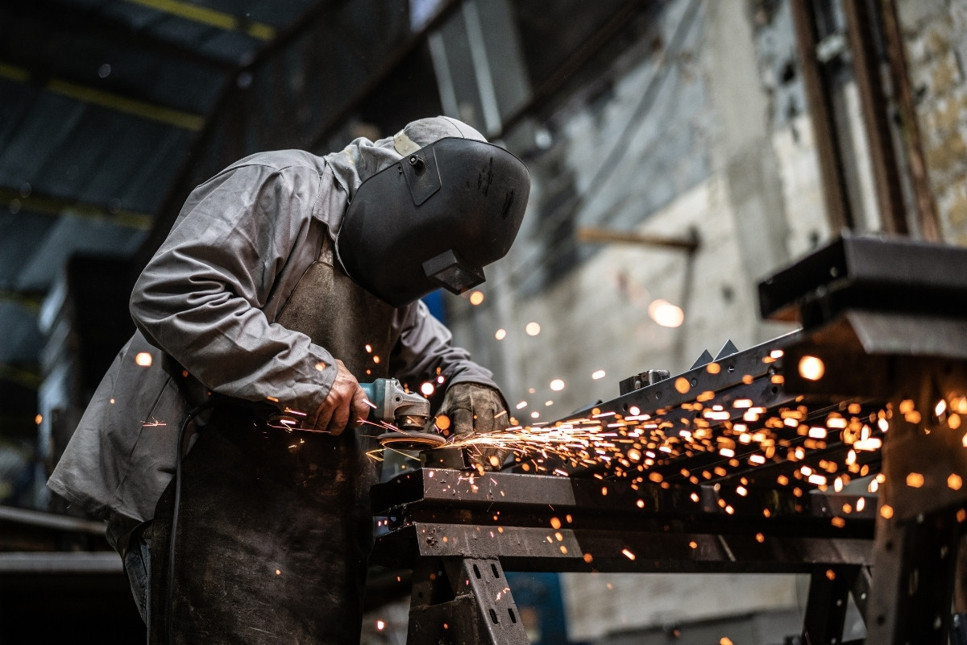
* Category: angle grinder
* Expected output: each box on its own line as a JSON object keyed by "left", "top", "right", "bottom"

{"left": 360, "top": 378, "right": 446, "bottom": 451}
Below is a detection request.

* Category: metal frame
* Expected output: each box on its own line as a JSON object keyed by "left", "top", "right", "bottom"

{"left": 373, "top": 233, "right": 967, "bottom": 644}
{"left": 763, "top": 233, "right": 967, "bottom": 643}
{"left": 373, "top": 466, "right": 876, "bottom": 644}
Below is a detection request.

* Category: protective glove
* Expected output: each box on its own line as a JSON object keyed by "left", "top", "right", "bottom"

{"left": 432, "top": 382, "right": 513, "bottom": 470}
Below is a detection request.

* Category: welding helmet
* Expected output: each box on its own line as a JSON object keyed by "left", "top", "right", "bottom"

{"left": 336, "top": 137, "right": 530, "bottom": 307}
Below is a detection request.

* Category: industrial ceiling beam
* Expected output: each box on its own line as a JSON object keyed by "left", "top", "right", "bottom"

{"left": 0, "top": 363, "right": 42, "bottom": 392}
{"left": 0, "top": 186, "right": 153, "bottom": 230}
{"left": 0, "top": 291, "right": 42, "bottom": 312}
{"left": 122, "top": 0, "right": 276, "bottom": 41}
{"left": 0, "top": 61, "right": 205, "bottom": 131}
{"left": 3, "top": 0, "right": 239, "bottom": 70}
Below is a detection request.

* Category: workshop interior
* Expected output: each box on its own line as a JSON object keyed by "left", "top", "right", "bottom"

{"left": 2, "top": 0, "right": 967, "bottom": 643}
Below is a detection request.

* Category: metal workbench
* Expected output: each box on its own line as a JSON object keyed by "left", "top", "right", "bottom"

{"left": 371, "top": 233, "right": 967, "bottom": 644}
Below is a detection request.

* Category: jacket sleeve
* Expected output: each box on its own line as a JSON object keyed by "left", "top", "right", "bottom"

{"left": 129, "top": 162, "right": 338, "bottom": 418}
{"left": 390, "top": 300, "right": 499, "bottom": 391}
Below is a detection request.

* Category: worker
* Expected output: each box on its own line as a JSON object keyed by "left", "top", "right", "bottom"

{"left": 47, "top": 116, "right": 530, "bottom": 643}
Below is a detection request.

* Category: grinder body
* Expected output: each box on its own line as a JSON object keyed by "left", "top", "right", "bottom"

{"left": 359, "top": 378, "right": 430, "bottom": 430}
{"left": 360, "top": 378, "right": 447, "bottom": 450}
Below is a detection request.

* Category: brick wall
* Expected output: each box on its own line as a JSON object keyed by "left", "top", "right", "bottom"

{"left": 899, "top": 0, "right": 967, "bottom": 243}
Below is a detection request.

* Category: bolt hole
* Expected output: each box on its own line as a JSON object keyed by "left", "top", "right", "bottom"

{"left": 489, "top": 608, "right": 499, "bottom": 624}
{"left": 472, "top": 564, "right": 482, "bottom": 579}
{"left": 491, "top": 563, "right": 501, "bottom": 578}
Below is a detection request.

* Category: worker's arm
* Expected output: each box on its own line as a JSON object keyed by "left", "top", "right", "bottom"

{"left": 390, "top": 301, "right": 510, "bottom": 432}
{"left": 130, "top": 161, "right": 354, "bottom": 429}
{"left": 390, "top": 300, "right": 499, "bottom": 390}
{"left": 390, "top": 302, "right": 512, "bottom": 470}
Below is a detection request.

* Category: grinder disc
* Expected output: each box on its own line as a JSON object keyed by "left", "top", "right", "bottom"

{"left": 378, "top": 431, "right": 447, "bottom": 451}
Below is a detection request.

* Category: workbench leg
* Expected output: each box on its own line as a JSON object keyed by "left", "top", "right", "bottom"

{"left": 865, "top": 508, "right": 960, "bottom": 643}
{"left": 863, "top": 372, "right": 967, "bottom": 645}
{"left": 406, "top": 557, "right": 529, "bottom": 644}
{"left": 956, "top": 535, "right": 967, "bottom": 645}
{"left": 802, "top": 565, "right": 859, "bottom": 644}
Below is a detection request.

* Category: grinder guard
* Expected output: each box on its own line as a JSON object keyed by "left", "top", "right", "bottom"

{"left": 336, "top": 137, "right": 530, "bottom": 307}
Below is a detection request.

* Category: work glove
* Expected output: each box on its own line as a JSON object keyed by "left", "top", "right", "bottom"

{"left": 432, "top": 383, "right": 513, "bottom": 471}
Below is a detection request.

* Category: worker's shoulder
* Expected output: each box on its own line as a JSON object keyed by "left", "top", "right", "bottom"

{"left": 229, "top": 149, "right": 326, "bottom": 175}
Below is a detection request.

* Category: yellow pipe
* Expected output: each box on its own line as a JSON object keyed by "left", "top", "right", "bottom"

{"left": 2, "top": 60, "right": 205, "bottom": 132}
{"left": 47, "top": 78, "right": 205, "bottom": 131}
{"left": 124, "top": 0, "right": 276, "bottom": 40}
{"left": 1, "top": 187, "right": 153, "bottom": 231}
{"left": 0, "top": 62, "right": 29, "bottom": 82}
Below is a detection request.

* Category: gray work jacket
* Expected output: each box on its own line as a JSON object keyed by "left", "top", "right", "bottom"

{"left": 47, "top": 146, "right": 497, "bottom": 534}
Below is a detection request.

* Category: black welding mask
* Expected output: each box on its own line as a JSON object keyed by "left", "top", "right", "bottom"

{"left": 336, "top": 137, "right": 530, "bottom": 307}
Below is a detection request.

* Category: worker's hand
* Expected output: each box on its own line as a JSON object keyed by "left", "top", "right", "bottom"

{"left": 433, "top": 383, "right": 512, "bottom": 470}
{"left": 312, "top": 359, "right": 369, "bottom": 435}
{"left": 435, "top": 383, "right": 509, "bottom": 435}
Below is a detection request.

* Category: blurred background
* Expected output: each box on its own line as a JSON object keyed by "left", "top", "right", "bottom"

{"left": 1, "top": 0, "right": 965, "bottom": 642}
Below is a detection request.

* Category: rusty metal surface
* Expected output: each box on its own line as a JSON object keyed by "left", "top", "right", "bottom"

{"left": 406, "top": 557, "right": 529, "bottom": 644}
{"left": 374, "top": 468, "right": 875, "bottom": 527}
{"left": 758, "top": 233, "right": 967, "bottom": 325}
{"left": 372, "top": 466, "right": 876, "bottom": 575}
{"left": 374, "top": 521, "right": 875, "bottom": 574}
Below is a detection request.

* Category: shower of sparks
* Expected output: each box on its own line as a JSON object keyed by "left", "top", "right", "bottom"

{"left": 648, "top": 299, "right": 684, "bottom": 328}
{"left": 435, "top": 386, "right": 967, "bottom": 501}
{"left": 798, "top": 355, "right": 825, "bottom": 381}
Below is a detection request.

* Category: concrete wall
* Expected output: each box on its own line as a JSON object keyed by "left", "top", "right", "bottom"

{"left": 440, "top": 0, "right": 967, "bottom": 640}
{"left": 443, "top": 0, "right": 822, "bottom": 640}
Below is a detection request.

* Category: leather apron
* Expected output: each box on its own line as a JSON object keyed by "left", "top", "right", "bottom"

{"left": 149, "top": 236, "right": 397, "bottom": 644}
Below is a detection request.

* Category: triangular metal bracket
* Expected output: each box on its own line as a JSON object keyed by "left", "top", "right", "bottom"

{"left": 690, "top": 349, "right": 714, "bottom": 369}
{"left": 715, "top": 340, "right": 739, "bottom": 361}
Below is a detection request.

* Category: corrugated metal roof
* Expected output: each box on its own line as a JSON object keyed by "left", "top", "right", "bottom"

{"left": 0, "top": 0, "right": 327, "bottom": 370}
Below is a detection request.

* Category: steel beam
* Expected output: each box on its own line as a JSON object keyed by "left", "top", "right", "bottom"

{"left": 761, "top": 234, "right": 967, "bottom": 645}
